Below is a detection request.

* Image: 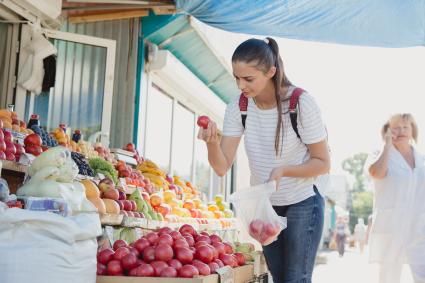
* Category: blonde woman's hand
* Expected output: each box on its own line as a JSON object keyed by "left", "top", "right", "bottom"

{"left": 197, "top": 121, "right": 220, "bottom": 145}
{"left": 384, "top": 128, "right": 394, "bottom": 148}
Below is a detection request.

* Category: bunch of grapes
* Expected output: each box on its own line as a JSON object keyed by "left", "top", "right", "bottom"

{"left": 71, "top": 152, "right": 95, "bottom": 177}
{"left": 30, "top": 125, "right": 58, "bottom": 147}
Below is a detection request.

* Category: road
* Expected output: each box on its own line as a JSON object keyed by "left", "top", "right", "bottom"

{"left": 312, "top": 246, "right": 413, "bottom": 283}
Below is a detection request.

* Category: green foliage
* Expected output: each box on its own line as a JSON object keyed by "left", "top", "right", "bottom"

{"left": 88, "top": 157, "right": 118, "bottom": 184}
{"left": 349, "top": 191, "right": 373, "bottom": 232}
{"left": 342, "top": 152, "right": 368, "bottom": 192}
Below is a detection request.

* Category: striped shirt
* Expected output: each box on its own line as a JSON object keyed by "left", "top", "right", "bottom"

{"left": 223, "top": 86, "right": 327, "bottom": 206}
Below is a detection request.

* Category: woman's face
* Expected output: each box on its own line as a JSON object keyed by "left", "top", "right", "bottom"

{"left": 232, "top": 61, "right": 275, "bottom": 98}
{"left": 389, "top": 119, "right": 413, "bottom": 145}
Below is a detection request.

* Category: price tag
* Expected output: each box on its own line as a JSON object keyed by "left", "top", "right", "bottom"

{"left": 120, "top": 177, "right": 128, "bottom": 189}
{"left": 19, "top": 153, "right": 35, "bottom": 165}
{"left": 216, "top": 266, "right": 234, "bottom": 283}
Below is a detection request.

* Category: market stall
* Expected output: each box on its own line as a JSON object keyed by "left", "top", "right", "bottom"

{"left": 0, "top": 1, "right": 267, "bottom": 282}
{"left": 0, "top": 104, "right": 265, "bottom": 282}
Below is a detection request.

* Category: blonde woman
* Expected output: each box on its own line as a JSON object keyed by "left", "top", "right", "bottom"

{"left": 368, "top": 113, "right": 425, "bottom": 283}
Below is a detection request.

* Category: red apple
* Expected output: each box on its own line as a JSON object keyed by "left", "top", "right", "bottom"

{"left": 249, "top": 219, "right": 264, "bottom": 239}
{"left": 97, "top": 248, "right": 115, "bottom": 265}
{"left": 129, "top": 200, "right": 137, "bottom": 211}
{"left": 123, "top": 200, "right": 132, "bottom": 211}
{"left": 24, "top": 133, "right": 42, "bottom": 146}
{"left": 25, "top": 145, "right": 42, "bottom": 156}
{"left": 98, "top": 178, "right": 115, "bottom": 193}
{"left": 103, "top": 188, "right": 119, "bottom": 200}
{"left": 118, "top": 190, "right": 126, "bottom": 200}
{"left": 119, "top": 169, "right": 131, "bottom": 178}
{"left": 125, "top": 143, "right": 136, "bottom": 153}
{"left": 113, "top": 247, "right": 130, "bottom": 261}
{"left": 160, "top": 266, "right": 178, "bottom": 278}
{"left": 107, "top": 260, "right": 123, "bottom": 276}
{"left": 5, "top": 152, "right": 15, "bottom": 161}
{"left": 3, "top": 130, "right": 12, "bottom": 142}
{"left": 0, "top": 140, "right": 6, "bottom": 152}
{"left": 14, "top": 143, "right": 25, "bottom": 155}
{"left": 197, "top": 116, "right": 211, "bottom": 129}
{"left": 113, "top": 239, "right": 128, "bottom": 251}
{"left": 0, "top": 151, "right": 6, "bottom": 160}
{"left": 5, "top": 140, "right": 15, "bottom": 154}
{"left": 234, "top": 252, "right": 246, "bottom": 266}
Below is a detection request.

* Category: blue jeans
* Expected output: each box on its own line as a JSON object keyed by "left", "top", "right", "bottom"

{"left": 263, "top": 187, "right": 324, "bottom": 283}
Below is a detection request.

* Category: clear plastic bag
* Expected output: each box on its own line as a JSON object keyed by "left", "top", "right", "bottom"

{"left": 229, "top": 181, "right": 287, "bottom": 246}
{"left": 0, "top": 178, "right": 10, "bottom": 202}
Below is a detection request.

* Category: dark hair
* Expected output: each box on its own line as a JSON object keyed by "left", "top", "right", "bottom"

{"left": 232, "top": 37, "right": 291, "bottom": 156}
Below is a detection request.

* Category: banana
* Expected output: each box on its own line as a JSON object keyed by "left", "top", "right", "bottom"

{"left": 140, "top": 166, "right": 165, "bottom": 177}
{"left": 142, "top": 173, "right": 166, "bottom": 187}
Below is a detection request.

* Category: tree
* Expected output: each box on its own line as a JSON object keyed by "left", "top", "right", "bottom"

{"left": 342, "top": 152, "right": 372, "bottom": 231}
{"left": 342, "top": 152, "right": 368, "bottom": 192}
{"left": 349, "top": 191, "right": 373, "bottom": 232}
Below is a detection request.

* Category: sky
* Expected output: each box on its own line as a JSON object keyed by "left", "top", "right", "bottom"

{"left": 195, "top": 20, "right": 425, "bottom": 175}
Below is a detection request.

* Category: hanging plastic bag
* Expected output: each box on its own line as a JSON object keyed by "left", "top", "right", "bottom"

{"left": 229, "top": 181, "right": 287, "bottom": 246}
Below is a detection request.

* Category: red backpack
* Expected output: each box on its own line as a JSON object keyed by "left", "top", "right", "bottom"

{"left": 238, "top": 87, "right": 305, "bottom": 139}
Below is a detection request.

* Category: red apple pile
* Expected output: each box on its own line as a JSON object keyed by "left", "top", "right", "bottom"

{"left": 24, "top": 133, "right": 43, "bottom": 156}
{"left": 115, "top": 160, "right": 146, "bottom": 188}
{"left": 0, "top": 128, "right": 11, "bottom": 160}
{"left": 94, "top": 142, "right": 116, "bottom": 163}
{"left": 248, "top": 219, "right": 282, "bottom": 245}
{"left": 124, "top": 142, "right": 144, "bottom": 165}
{"left": 97, "top": 224, "right": 246, "bottom": 278}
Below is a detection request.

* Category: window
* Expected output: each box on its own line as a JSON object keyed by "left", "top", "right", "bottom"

{"left": 172, "top": 103, "right": 195, "bottom": 180}
{"left": 144, "top": 85, "right": 173, "bottom": 171}
{"left": 194, "top": 136, "right": 211, "bottom": 200}
{"left": 16, "top": 27, "right": 115, "bottom": 145}
{"left": 30, "top": 40, "right": 107, "bottom": 139}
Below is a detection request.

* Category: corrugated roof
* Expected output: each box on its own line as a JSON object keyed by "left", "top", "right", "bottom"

{"left": 142, "top": 14, "right": 239, "bottom": 103}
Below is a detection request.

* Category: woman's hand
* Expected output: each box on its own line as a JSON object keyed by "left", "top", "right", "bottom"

{"left": 268, "top": 166, "right": 287, "bottom": 190}
{"left": 197, "top": 121, "right": 220, "bottom": 145}
{"left": 384, "top": 128, "right": 394, "bottom": 148}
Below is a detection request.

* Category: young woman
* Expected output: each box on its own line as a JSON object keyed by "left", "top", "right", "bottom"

{"left": 198, "top": 37, "right": 330, "bottom": 283}
{"left": 368, "top": 113, "right": 425, "bottom": 283}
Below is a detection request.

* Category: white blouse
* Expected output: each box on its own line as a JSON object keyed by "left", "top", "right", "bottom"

{"left": 367, "top": 146, "right": 425, "bottom": 264}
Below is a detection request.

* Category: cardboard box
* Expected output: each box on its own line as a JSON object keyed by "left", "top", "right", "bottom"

{"left": 233, "top": 265, "right": 254, "bottom": 283}
{"left": 97, "top": 275, "right": 219, "bottom": 283}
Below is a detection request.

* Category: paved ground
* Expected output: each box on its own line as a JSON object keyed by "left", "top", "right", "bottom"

{"left": 312, "top": 245, "right": 414, "bottom": 283}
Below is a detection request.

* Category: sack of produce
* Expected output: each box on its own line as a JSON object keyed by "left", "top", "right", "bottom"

{"left": 229, "top": 181, "right": 286, "bottom": 246}
{"left": 0, "top": 207, "right": 101, "bottom": 283}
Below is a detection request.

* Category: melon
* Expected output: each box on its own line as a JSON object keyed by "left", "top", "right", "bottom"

{"left": 88, "top": 197, "right": 106, "bottom": 214}
{"left": 103, "top": 199, "right": 120, "bottom": 214}
{"left": 81, "top": 179, "right": 100, "bottom": 198}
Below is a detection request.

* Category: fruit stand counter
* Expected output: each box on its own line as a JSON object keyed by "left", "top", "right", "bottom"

{"left": 0, "top": 160, "right": 28, "bottom": 195}
{"left": 96, "top": 265, "right": 254, "bottom": 283}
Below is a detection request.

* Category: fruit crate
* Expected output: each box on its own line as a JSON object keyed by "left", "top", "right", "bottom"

{"left": 100, "top": 213, "right": 124, "bottom": 226}
{"left": 97, "top": 275, "right": 219, "bottom": 283}
{"left": 122, "top": 216, "right": 149, "bottom": 228}
{"left": 1, "top": 160, "right": 28, "bottom": 173}
{"left": 234, "top": 265, "right": 255, "bottom": 283}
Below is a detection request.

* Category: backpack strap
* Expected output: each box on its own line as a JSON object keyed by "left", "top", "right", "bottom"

{"left": 239, "top": 88, "right": 305, "bottom": 138}
{"left": 289, "top": 87, "right": 304, "bottom": 139}
{"left": 239, "top": 94, "right": 248, "bottom": 128}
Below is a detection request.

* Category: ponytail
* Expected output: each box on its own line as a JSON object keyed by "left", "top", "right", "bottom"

{"left": 232, "top": 37, "right": 292, "bottom": 156}
{"left": 266, "top": 37, "right": 291, "bottom": 155}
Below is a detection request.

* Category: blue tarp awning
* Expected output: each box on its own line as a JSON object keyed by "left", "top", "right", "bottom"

{"left": 175, "top": 0, "right": 425, "bottom": 48}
